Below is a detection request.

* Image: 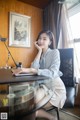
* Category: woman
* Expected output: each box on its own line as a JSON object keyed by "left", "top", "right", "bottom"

{"left": 13, "top": 30, "right": 66, "bottom": 120}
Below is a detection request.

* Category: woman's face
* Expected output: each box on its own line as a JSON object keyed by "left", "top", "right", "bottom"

{"left": 37, "top": 33, "right": 51, "bottom": 49}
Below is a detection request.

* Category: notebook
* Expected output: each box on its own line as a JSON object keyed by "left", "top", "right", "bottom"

{"left": 11, "top": 68, "right": 35, "bottom": 77}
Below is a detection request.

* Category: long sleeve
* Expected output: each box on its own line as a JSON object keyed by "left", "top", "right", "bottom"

{"left": 31, "top": 59, "right": 40, "bottom": 69}
{"left": 31, "top": 49, "right": 62, "bottom": 79}
{"left": 37, "top": 49, "right": 62, "bottom": 79}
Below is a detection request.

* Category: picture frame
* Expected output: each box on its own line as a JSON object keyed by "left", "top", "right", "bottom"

{"left": 9, "top": 12, "right": 31, "bottom": 47}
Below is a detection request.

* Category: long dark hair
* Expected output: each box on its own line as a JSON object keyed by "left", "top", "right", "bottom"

{"left": 36, "top": 30, "right": 55, "bottom": 49}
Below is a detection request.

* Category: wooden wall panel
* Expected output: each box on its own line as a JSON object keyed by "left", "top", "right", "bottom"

{"left": 0, "top": 0, "right": 43, "bottom": 68}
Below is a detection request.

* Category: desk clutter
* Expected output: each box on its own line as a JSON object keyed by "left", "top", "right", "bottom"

{"left": 0, "top": 62, "right": 22, "bottom": 70}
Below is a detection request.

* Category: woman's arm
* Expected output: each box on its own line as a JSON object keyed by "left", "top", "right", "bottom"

{"left": 12, "top": 67, "right": 38, "bottom": 75}
{"left": 12, "top": 42, "right": 42, "bottom": 75}
{"left": 21, "top": 50, "right": 61, "bottom": 78}
{"left": 34, "top": 41, "right": 42, "bottom": 60}
{"left": 31, "top": 42, "right": 42, "bottom": 69}
{"left": 12, "top": 50, "right": 62, "bottom": 78}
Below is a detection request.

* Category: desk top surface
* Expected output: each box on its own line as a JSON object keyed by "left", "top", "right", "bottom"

{"left": 0, "top": 69, "right": 49, "bottom": 84}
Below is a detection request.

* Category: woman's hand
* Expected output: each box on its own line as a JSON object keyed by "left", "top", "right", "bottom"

{"left": 12, "top": 68, "right": 23, "bottom": 75}
{"left": 12, "top": 68, "right": 38, "bottom": 75}
{"left": 34, "top": 41, "right": 42, "bottom": 53}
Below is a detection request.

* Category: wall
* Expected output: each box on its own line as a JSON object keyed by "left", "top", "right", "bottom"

{"left": 0, "top": 0, "right": 43, "bottom": 68}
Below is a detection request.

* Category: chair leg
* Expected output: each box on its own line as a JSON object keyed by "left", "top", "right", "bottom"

{"left": 56, "top": 108, "right": 60, "bottom": 120}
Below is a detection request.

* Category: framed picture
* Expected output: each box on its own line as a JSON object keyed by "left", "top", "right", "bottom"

{"left": 9, "top": 12, "right": 31, "bottom": 47}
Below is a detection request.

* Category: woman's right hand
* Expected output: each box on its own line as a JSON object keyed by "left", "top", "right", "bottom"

{"left": 12, "top": 68, "right": 38, "bottom": 75}
{"left": 34, "top": 41, "right": 42, "bottom": 53}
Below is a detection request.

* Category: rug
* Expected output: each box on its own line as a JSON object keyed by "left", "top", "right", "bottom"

{"left": 37, "top": 109, "right": 80, "bottom": 120}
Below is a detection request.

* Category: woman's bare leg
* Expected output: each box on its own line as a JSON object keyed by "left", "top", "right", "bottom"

{"left": 43, "top": 101, "right": 53, "bottom": 109}
{"left": 36, "top": 109, "right": 54, "bottom": 120}
{"left": 36, "top": 102, "right": 55, "bottom": 120}
{"left": 35, "top": 87, "right": 55, "bottom": 120}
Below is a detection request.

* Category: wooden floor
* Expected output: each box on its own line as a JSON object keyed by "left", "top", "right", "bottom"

{"left": 64, "top": 105, "right": 80, "bottom": 117}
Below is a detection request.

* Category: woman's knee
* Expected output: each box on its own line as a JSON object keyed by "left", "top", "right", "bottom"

{"left": 43, "top": 102, "right": 53, "bottom": 109}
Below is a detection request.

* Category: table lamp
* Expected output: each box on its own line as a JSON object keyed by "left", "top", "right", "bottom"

{"left": 0, "top": 37, "right": 22, "bottom": 68}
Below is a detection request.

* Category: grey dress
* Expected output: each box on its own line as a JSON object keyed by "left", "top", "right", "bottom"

{"left": 31, "top": 48, "right": 66, "bottom": 108}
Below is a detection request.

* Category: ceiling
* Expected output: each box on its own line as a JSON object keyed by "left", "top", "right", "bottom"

{"left": 17, "top": 0, "right": 80, "bottom": 9}
{"left": 18, "top": 0, "right": 51, "bottom": 9}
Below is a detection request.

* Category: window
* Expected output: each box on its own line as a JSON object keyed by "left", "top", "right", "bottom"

{"left": 69, "top": 9, "right": 80, "bottom": 76}
{"left": 69, "top": 12, "right": 80, "bottom": 38}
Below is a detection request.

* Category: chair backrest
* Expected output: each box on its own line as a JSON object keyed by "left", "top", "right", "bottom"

{"left": 59, "top": 48, "right": 75, "bottom": 107}
{"left": 59, "top": 48, "right": 75, "bottom": 87}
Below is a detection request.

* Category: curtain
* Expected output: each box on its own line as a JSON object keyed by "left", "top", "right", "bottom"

{"left": 57, "top": 4, "right": 72, "bottom": 48}
{"left": 43, "top": 0, "right": 62, "bottom": 48}
{"left": 43, "top": 1, "right": 79, "bottom": 81}
{"left": 58, "top": 4, "right": 79, "bottom": 81}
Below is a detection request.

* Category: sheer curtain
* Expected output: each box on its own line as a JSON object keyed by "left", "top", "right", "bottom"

{"left": 59, "top": 4, "right": 79, "bottom": 80}
{"left": 57, "top": 4, "right": 72, "bottom": 48}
